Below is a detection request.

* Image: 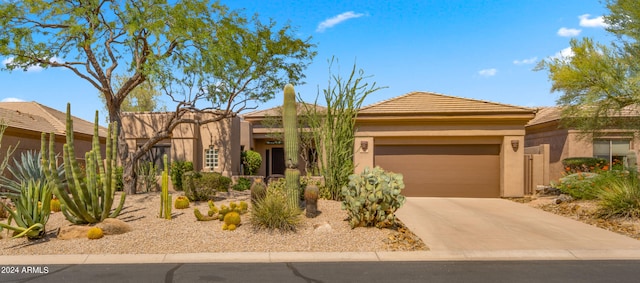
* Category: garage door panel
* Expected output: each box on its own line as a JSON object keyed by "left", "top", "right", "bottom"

{"left": 374, "top": 145, "right": 500, "bottom": 197}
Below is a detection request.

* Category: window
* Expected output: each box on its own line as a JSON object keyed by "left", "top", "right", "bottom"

{"left": 205, "top": 146, "right": 219, "bottom": 169}
{"left": 593, "top": 139, "right": 631, "bottom": 170}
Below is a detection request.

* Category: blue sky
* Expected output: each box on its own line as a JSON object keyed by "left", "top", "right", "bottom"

{"left": 0, "top": 0, "right": 613, "bottom": 124}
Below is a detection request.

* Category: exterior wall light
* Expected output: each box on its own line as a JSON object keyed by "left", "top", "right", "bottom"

{"left": 511, "top": 140, "right": 519, "bottom": 152}
{"left": 361, "top": 140, "right": 369, "bottom": 152}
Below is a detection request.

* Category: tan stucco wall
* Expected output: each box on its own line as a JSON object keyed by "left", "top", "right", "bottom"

{"left": 121, "top": 112, "right": 241, "bottom": 177}
{"left": 354, "top": 117, "right": 531, "bottom": 197}
{"left": 501, "top": 135, "right": 525, "bottom": 197}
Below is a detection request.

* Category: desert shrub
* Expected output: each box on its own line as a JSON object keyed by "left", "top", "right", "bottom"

{"left": 250, "top": 188, "right": 301, "bottom": 232}
{"left": 553, "top": 173, "right": 602, "bottom": 200}
{"left": 136, "top": 161, "right": 158, "bottom": 192}
{"left": 598, "top": 172, "right": 640, "bottom": 218}
{"left": 232, "top": 177, "right": 252, "bottom": 191}
{"left": 170, "top": 160, "right": 194, "bottom": 191}
{"left": 115, "top": 166, "right": 124, "bottom": 191}
{"left": 242, "top": 150, "right": 262, "bottom": 175}
{"left": 562, "top": 157, "right": 608, "bottom": 174}
{"left": 341, "top": 166, "right": 406, "bottom": 228}
{"left": 183, "top": 171, "right": 231, "bottom": 201}
{"left": 553, "top": 170, "right": 631, "bottom": 200}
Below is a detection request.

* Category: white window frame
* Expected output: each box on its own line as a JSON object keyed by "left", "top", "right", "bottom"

{"left": 205, "top": 146, "right": 219, "bottom": 169}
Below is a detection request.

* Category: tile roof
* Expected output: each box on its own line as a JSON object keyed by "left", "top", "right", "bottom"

{"left": 242, "top": 102, "right": 326, "bottom": 119}
{"left": 526, "top": 105, "right": 640, "bottom": 127}
{"left": 358, "top": 91, "right": 535, "bottom": 115}
{"left": 0, "top": 102, "right": 105, "bottom": 136}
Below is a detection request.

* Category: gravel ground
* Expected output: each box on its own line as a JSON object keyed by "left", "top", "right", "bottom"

{"left": 0, "top": 191, "right": 426, "bottom": 255}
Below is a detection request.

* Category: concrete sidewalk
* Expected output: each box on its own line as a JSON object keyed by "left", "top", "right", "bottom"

{"left": 3, "top": 197, "right": 640, "bottom": 264}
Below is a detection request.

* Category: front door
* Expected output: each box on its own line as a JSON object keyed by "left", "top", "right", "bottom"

{"left": 271, "top": 147, "right": 285, "bottom": 175}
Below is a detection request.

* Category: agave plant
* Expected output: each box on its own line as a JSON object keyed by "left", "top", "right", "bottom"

{"left": 0, "top": 150, "right": 64, "bottom": 200}
{"left": 0, "top": 179, "right": 52, "bottom": 239}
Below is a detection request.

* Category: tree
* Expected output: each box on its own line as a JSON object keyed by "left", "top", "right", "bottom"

{"left": 301, "top": 59, "right": 383, "bottom": 200}
{"left": 0, "top": 0, "right": 315, "bottom": 194}
{"left": 98, "top": 75, "right": 166, "bottom": 121}
{"left": 537, "top": 0, "right": 640, "bottom": 136}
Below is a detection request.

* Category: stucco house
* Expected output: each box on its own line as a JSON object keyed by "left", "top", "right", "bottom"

{"left": 120, "top": 111, "right": 251, "bottom": 176}
{"left": 353, "top": 92, "right": 536, "bottom": 198}
{"left": 0, "top": 101, "right": 107, "bottom": 168}
{"left": 525, "top": 106, "right": 640, "bottom": 182}
{"left": 122, "top": 91, "right": 537, "bottom": 198}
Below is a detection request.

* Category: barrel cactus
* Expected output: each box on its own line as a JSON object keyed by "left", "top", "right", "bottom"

{"left": 341, "top": 166, "right": 406, "bottom": 228}
{"left": 50, "top": 197, "right": 61, "bottom": 213}
{"left": 87, "top": 227, "right": 104, "bottom": 240}
{"left": 223, "top": 211, "right": 241, "bottom": 231}
{"left": 174, "top": 196, "right": 190, "bottom": 209}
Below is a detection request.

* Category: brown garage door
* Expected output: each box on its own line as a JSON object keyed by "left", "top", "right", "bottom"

{"left": 374, "top": 144, "right": 500, "bottom": 197}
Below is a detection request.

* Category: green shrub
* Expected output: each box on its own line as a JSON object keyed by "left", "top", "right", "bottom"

{"left": 137, "top": 161, "right": 158, "bottom": 192}
{"left": 562, "top": 157, "right": 608, "bottom": 174}
{"left": 115, "top": 166, "right": 124, "bottom": 191}
{"left": 170, "top": 160, "right": 194, "bottom": 191}
{"left": 242, "top": 150, "right": 262, "bottom": 175}
{"left": 250, "top": 188, "right": 301, "bottom": 232}
{"left": 553, "top": 170, "right": 632, "bottom": 200}
{"left": 341, "top": 166, "right": 406, "bottom": 229}
{"left": 598, "top": 172, "right": 640, "bottom": 218}
{"left": 183, "top": 171, "right": 231, "bottom": 201}
{"left": 232, "top": 177, "right": 252, "bottom": 191}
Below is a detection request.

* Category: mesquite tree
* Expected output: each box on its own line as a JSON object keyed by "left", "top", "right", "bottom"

{"left": 0, "top": 0, "right": 315, "bottom": 194}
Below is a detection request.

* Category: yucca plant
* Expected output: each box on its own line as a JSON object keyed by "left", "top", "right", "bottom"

{"left": 0, "top": 179, "right": 52, "bottom": 239}
{"left": 0, "top": 150, "right": 64, "bottom": 200}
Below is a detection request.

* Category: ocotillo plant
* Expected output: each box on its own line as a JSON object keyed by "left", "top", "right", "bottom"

{"left": 283, "top": 84, "right": 301, "bottom": 209}
{"left": 159, "top": 154, "right": 172, "bottom": 220}
{"left": 42, "top": 103, "right": 126, "bottom": 224}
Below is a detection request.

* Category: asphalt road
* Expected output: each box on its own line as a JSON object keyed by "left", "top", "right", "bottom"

{"left": 2, "top": 261, "right": 640, "bottom": 283}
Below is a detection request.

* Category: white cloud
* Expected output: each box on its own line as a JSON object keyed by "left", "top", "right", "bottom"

{"left": 1, "top": 97, "right": 25, "bottom": 102}
{"left": 316, "top": 11, "right": 365, "bottom": 33}
{"left": 513, "top": 57, "right": 538, "bottom": 65}
{"left": 579, "top": 14, "right": 608, "bottom": 28}
{"left": 478, "top": 68, "right": 497, "bottom": 77}
{"left": 557, "top": 27, "right": 581, "bottom": 37}
{"left": 552, "top": 47, "right": 575, "bottom": 60}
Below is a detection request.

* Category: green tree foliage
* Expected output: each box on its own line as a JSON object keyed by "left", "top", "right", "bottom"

{"left": 537, "top": 0, "right": 640, "bottom": 136}
{"left": 241, "top": 150, "right": 262, "bottom": 176}
{"left": 301, "top": 59, "right": 384, "bottom": 200}
{"left": 0, "top": 0, "right": 316, "bottom": 194}
{"left": 98, "top": 75, "right": 166, "bottom": 119}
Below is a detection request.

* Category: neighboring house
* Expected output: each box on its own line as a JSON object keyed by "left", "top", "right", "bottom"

{"left": 353, "top": 92, "right": 536, "bottom": 198}
{"left": 0, "top": 101, "right": 107, "bottom": 167}
{"left": 120, "top": 112, "right": 251, "bottom": 177}
{"left": 525, "top": 106, "right": 640, "bottom": 182}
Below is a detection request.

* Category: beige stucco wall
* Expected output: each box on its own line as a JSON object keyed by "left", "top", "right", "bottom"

{"left": 354, "top": 117, "right": 531, "bottom": 197}
{"left": 121, "top": 112, "right": 241, "bottom": 177}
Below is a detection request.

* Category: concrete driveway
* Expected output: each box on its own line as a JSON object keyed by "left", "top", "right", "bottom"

{"left": 396, "top": 198, "right": 640, "bottom": 252}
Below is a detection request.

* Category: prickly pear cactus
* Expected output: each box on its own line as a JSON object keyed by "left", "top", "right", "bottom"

{"left": 341, "top": 166, "right": 406, "bottom": 228}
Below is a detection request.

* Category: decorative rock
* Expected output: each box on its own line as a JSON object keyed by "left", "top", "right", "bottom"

{"left": 58, "top": 226, "right": 91, "bottom": 240}
{"left": 96, "top": 218, "right": 132, "bottom": 235}
{"left": 313, "top": 222, "right": 332, "bottom": 233}
{"left": 555, "top": 194, "right": 574, "bottom": 204}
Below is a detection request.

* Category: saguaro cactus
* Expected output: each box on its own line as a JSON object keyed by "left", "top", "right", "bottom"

{"left": 42, "top": 103, "right": 126, "bottom": 224}
{"left": 159, "top": 154, "right": 172, "bottom": 219}
{"left": 283, "top": 84, "right": 301, "bottom": 209}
